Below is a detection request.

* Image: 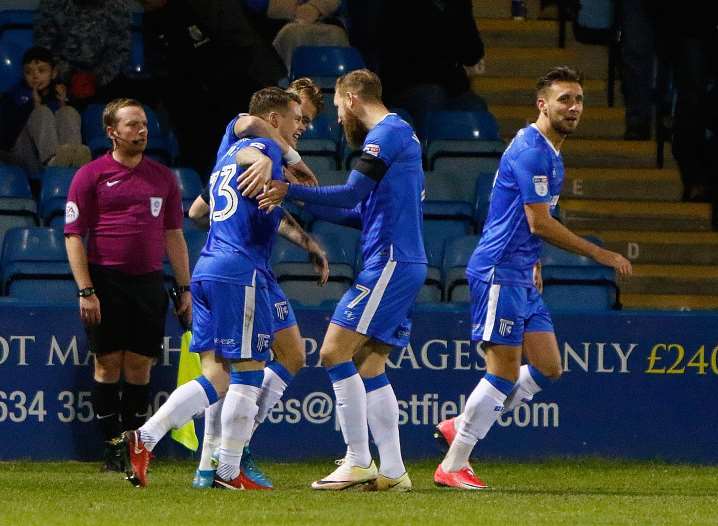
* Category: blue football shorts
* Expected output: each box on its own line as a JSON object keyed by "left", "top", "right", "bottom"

{"left": 332, "top": 260, "right": 427, "bottom": 348}
{"left": 190, "top": 279, "right": 273, "bottom": 362}
{"left": 267, "top": 276, "right": 297, "bottom": 333}
{"left": 469, "top": 275, "right": 554, "bottom": 346}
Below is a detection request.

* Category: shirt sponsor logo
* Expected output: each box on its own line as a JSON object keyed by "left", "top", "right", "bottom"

{"left": 532, "top": 175, "right": 549, "bottom": 197}
{"left": 364, "top": 143, "right": 381, "bottom": 157}
{"left": 65, "top": 201, "right": 79, "bottom": 223}
{"left": 150, "top": 197, "right": 163, "bottom": 217}
{"left": 274, "top": 301, "right": 289, "bottom": 321}
{"left": 498, "top": 318, "right": 514, "bottom": 337}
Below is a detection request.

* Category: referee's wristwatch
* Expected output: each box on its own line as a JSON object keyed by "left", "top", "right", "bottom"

{"left": 77, "top": 287, "right": 95, "bottom": 297}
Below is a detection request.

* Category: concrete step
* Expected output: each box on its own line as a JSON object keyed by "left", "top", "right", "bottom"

{"left": 473, "top": 77, "right": 621, "bottom": 108}
{"left": 473, "top": 0, "right": 543, "bottom": 19}
{"left": 562, "top": 140, "right": 669, "bottom": 169}
{"left": 493, "top": 105, "right": 626, "bottom": 140}
{"left": 622, "top": 293, "right": 718, "bottom": 311}
{"left": 561, "top": 200, "right": 713, "bottom": 232}
{"left": 575, "top": 231, "right": 718, "bottom": 265}
{"left": 621, "top": 265, "right": 718, "bottom": 296}
{"left": 479, "top": 18, "right": 558, "bottom": 48}
{"left": 487, "top": 47, "right": 609, "bottom": 80}
{"left": 562, "top": 168, "right": 682, "bottom": 201}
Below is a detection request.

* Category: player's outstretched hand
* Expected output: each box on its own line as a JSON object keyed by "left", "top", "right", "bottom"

{"left": 237, "top": 155, "right": 272, "bottom": 198}
{"left": 258, "top": 181, "right": 289, "bottom": 210}
{"left": 596, "top": 249, "right": 633, "bottom": 279}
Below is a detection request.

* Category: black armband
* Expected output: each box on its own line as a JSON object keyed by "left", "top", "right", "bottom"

{"left": 353, "top": 152, "right": 388, "bottom": 182}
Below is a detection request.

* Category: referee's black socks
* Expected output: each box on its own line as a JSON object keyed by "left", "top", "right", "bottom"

{"left": 121, "top": 382, "right": 151, "bottom": 431}
{"left": 92, "top": 380, "right": 122, "bottom": 441}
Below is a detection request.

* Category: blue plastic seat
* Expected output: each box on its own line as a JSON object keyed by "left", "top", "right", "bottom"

{"left": 303, "top": 155, "right": 338, "bottom": 172}
{"left": 297, "top": 113, "right": 341, "bottom": 167}
{"left": 425, "top": 111, "right": 504, "bottom": 170}
{"left": 39, "top": 169, "right": 72, "bottom": 226}
{"left": 0, "top": 165, "right": 35, "bottom": 215}
{"left": 421, "top": 230, "right": 445, "bottom": 303}
{"left": 8, "top": 278, "right": 77, "bottom": 302}
{"left": 0, "top": 40, "right": 23, "bottom": 93}
{"left": 432, "top": 156, "right": 500, "bottom": 175}
{"left": 0, "top": 10, "right": 33, "bottom": 57}
{"left": 313, "top": 169, "right": 347, "bottom": 187}
{"left": 540, "top": 241, "right": 619, "bottom": 310}
{"left": 171, "top": 167, "right": 203, "bottom": 212}
{"left": 289, "top": 46, "right": 365, "bottom": 90}
{"left": 1, "top": 227, "right": 71, "bottom": 294}
{"left": 442, "top": 235, "right": 480, "bottom": 302}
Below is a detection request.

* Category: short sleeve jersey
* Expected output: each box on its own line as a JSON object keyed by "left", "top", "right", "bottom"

{"left": 191, "top": 137, "right": 284, "bottom": 286}
{"left": 355, "top": 114, "right": 427, "bottom": 268}
{"left": 64, "top": 153, "right": 183, "bottom": 275}
{"left": 467, "top": 124, "right": 564, "bottom": 287}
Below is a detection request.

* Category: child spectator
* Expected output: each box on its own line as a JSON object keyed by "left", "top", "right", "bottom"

{"left": 0, "top": 46, "right": 90, "bottom": 177}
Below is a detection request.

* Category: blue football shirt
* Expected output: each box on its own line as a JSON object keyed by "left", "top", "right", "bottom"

{"left": 192, "top": 137, "right": 284, "bottom": 285}
{"left": 467, "top": 124, "right": 564, "bottom": 287}
{"left": 356, "top": 114, "right": 427, "bottom": 267}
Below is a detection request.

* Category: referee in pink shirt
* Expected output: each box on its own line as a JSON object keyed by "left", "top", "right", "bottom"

{"left": 64, "top": 98, "right": 191, "bottom": 471}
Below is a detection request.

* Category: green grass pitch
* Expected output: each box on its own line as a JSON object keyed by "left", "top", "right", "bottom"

{"left": 2, "top": 459, "right": 717, "bottom": 525}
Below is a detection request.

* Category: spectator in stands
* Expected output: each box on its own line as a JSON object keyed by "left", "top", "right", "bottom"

{"left": 33, "top": 0, "right": 132, "bottom": 105}
{"left": 64, "top": 98, "right": 191, "bottom": 472}
{"left": 141, "top": 0, "right": 285, "bottom": 177}
{"left": 0, "top": 46, "right": 90, "bottom": 177}
{"left": 354, "top": 0, "right": 487, "bottom": 137}
{"left": 243, "top": 0, "right": 349, "bottom": 69}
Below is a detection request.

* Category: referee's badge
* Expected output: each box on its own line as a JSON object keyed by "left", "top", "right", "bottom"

{"left": 150, "top": 197, "right": 163, "bottom": 217}
{"left": 532, "top": 175, "right": 549, "bottom": 197}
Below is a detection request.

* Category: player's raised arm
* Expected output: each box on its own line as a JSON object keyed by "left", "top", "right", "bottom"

{"left": 235, "top": 144, "right": 274, "bottom": 198}
{"left": 524, "top": 202, "right": 633, "bottom": 278}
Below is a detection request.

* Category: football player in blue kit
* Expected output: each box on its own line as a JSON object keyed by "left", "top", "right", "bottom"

{"left": 260, "top": 69, "right": 427, "bottom": 492}
{"left": 187, "top": 79, "right": 328, "bottom": 490}
{"left": 120, "top": 88, "right": 309, "bottom": 490}
{"left": 433, "top": 66, "right": 632, "bottom": 490}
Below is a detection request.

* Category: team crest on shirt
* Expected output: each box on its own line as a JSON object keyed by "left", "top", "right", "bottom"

{"left": 65, "top": 201, "right": 79, "bottom": 224}
{"left": 150, "top": 197, "right": 163, "bottom": 217}
{"left": 532, "top": 175, "right": 549, "bottom": 197}
{"left": 364, "top": 144, "right": 381, "bottom": 157}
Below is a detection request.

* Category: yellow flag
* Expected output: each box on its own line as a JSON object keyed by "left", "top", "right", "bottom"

{"left": 170, "top": 330, "right": 202, "bottom": 451}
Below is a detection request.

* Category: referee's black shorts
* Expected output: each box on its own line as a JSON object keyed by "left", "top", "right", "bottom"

{"left": 87, "top": 265, "right": 169, "bottom": 359}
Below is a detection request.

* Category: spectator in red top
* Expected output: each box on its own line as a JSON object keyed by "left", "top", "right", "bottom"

{"left": 64, "top": 98, "right": 191, "bottom": 471}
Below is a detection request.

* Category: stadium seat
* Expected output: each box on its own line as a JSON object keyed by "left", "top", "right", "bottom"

{"left": 8, "top": 278, "right": 77, "bottom": 302}
{"left": 310, "top": 219, "right": 359, "bottom": 239}
{"left": 313, "top": 169, "right": 346, "bottom": 186}
{"left": 425, "top": 111, "right": 504, "bottom": 170}
{"left": 442, "top": 235, "right": 480, "bottom": 303}
{"left": 0, "top": 165, "right": 35, "bottom": 215}
{"left": 0, "top": 9, "right": 33, "bottom": 56}
{"left": 303, "top": 155, "right": 338, "bottom": 172}
{"left": 289, "top": 46, "right": 365, "bottom": 90}
{"left": 1, "top": 227, "right": 71, "bottom": 295}
{"left": 0, "top": 40, "right": 23, "bottom": 93}
{"left": 296, "top": 113, "right": 341, "bottom": 167}
{"left": 420, "top": 230, "right": 444, "bottom": 303}
{"left": 432, "top": 156, "right": 500, "bottom": 175}
{"left": 540, "top": 241, "right": 619, "bottom": 311}
{"left": 272, "top": 234, "right": 353, "bottom": 307}
{"left": 171, "top": 167, "right": 203, "bottom": 212}
{"left": 39, "top": 169, "right": 72, "bottom": 226}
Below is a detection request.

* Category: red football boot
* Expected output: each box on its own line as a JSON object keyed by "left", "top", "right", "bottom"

{"left": 433, "top": 417, "right": 458, "bottom": 450}
{"left": 123, "top": 430, "right": 151, "bottom": 488}
{"left": 434, "top": 463, "right": 488, "bottom": 490}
